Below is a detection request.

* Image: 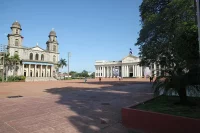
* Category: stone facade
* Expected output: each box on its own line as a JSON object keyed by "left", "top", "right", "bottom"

{"left": 95, "top": 54, "right": 162, "bottom": 78}
{"left": 2, "top": 21, "right": 60, "bottom": 81}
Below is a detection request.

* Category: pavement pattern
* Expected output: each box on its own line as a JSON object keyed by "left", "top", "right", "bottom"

{"left": 0, "top": 79, "right": 153, "bottom": 133}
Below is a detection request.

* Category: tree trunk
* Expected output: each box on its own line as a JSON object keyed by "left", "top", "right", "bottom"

{"left": 178, "top": 87, "right": 187, "bottom": 104}
{"left": 5, "top": 66, "right": 8, "bottom": 81}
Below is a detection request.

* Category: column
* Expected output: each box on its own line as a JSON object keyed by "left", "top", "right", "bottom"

{"left": 110, "top": 66, "right": 113, "bottom": 78}
{"left": 22, "top": 64, "right": 24, "bottom": 76}
{"left": 122, "top": 66, "right": 124, "bottom": 77}
{"left": 103, "top": 66, "right": 105, "bottom": 77}
{"left": 137, "top": 65, "right": 139, "bottom": 77}
{"left": 125, "top": 66, "right": 127, "bottom": 77}
{"left": 134, "top": 65, "right": 137, "bottom": 77}
{"left": 51, "top": 65, "right": 53, "bottom": 77}
{"left": 159, "top": 65, "right": 161, "bottom": 76}
{"left": 154, "top": 63, "right": 157, "bottom": 76}
{"left": 107, "top": 66, "right": 109, "bottom": 78}
{"left": 46, "top": 65, "right": 47, "bottom": 77}
{"left": 28, "top": 64, "right": 30, "bottom": 77}
{"left": 40, "top": 65, "right": 42, "bottom": 77}
{"left": 126, "top": 66, "right": 129, "bottom": 77}
{"left": 132, "top": 65, "right": 134, "bottom": 77}
{"left": 140, "top": 66, "right": 143, "bottom": 77}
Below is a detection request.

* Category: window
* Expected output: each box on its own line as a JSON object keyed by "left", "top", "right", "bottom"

{"left": 16, "top": 29, "right": 18, "bottom": 34}
{"left": 41, "top": 54, "right": 44, "bottom": 61}
{"left": 35, "top": 54, "right": 39, "bottom": 60}
{"left": 14, "top": 51, "right": 18, "bottom": 55}
{"left": 30, "top": 53, "right": 33, "bottom": 60}
{"left": 53, "top": 45, "right": 56, "bottom": 52}
{"left": 15, "top": 39, "right": 19, "bottom": 46}
{"left": 53, "top": 55, "right": 56, "bottom": 62}
{"left": 47, "top": 44, "right": 49, "bottom": 51}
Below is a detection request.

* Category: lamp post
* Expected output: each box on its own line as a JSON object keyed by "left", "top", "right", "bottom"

{"left": 68, "top": 52, "right": 71, "bottom": 79}
{"left": 0, "top": 44, "right": 6, "bottom": 82}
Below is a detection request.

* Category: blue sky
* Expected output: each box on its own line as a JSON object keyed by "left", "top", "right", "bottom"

{"left": 0, "top": 0, "right": 142, "bottom": 73}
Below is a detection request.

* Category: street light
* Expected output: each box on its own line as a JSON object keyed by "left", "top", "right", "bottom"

{"left": 0, "top": 44, "right": 6, "bottom": 82}
{"left": 68, "top": 52, "right": 71, "bottom": 79}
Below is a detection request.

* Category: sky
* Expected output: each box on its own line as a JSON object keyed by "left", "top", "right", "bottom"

{"left": 0, "top": 0, "right": 142, "bottom": 73}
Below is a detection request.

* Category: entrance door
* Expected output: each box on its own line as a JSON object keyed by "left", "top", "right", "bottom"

{"left": 129, "top": 73, "right": 133, "bottom": 77}
{"left": 30, "top": 71, "right": 32, "bottom": 77}
{"left": 24, "top": 71, "right": 26, "bottom": 77}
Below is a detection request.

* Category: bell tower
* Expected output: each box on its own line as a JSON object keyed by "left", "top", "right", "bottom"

{"left": 7, "top": 21, "right": 23, "bottom": 47}
{"left": 46, "top": 28, "right": 59, "bottom": 53}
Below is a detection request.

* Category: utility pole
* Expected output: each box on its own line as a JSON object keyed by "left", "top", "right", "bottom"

{"left": 68, "top": 52, "right": 71, "bottom": 79}
{"left": 0, "top": 44, "right": 6, "bottom": 82}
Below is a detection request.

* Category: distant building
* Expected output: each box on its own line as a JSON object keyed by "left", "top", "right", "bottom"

{"left": 0, "top": 21, "right": 60, "bottom": 81}
{"left": 94, "top": 54, "right": 162, "bottom": 78}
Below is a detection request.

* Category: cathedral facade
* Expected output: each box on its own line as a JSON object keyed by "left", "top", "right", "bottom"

{"left": 5, "top": 21, "right": 59, "bottom": 81}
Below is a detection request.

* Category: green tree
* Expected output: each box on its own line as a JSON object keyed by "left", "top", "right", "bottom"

{"left": 81, "top": 70, "right": 89, "bottom": 77}
{"left": 90, "top": 72, "right": 95, "bottom": 78}
{"left": 57, "top": 58, "right": 67, "bottom": 79}
{"left": 11, "top": 54, "right": 20, "bottom": 76}
{"left": 136, "top": 0, "right": 199, "bottom": 104}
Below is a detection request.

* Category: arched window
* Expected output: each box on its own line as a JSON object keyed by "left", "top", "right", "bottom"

{"left": 53, "top": 55, "right": 56, "bottom": 62}
{"left": 41, "top": 54, "right": 44, "bottom": 61}
{"left": 47, "top": 44, "right": 49, "bottom": 51}
{"left": 30, "top": 53, "right": 33, "bottom": 60}
{"left": 35, "top": 54, "right": 39, "bottom": 60}
{"left": 14, "top": 51, "right": 18, "bottom": 55}
{"left": 16, "top": 29, "right": 18, "bottom": 34}
{"left": 15, "top": 39, "right": 19, "bottom": 46}
{"left": 53, "top": 45, "right": 56, "bottom": 52}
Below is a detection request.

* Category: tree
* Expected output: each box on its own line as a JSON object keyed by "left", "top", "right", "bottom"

{"left": 81, "top": 70, "right": 89, "bottom": 77}
{"left": 136, "top": 0, "right": 200, "bottom": 104}
{"left": 57, "top": 58, "right": 67, "bottom": 79}
{"left": 90, "top": 72, "right": 95, "bottom": 78}
{"left": 58, "top": 58, "right": 67, "bottom": 69}
{"left": 69, "top": 71, "right": 77, "bottom": 78}
{"left": 11, "top": 54, "right": 20, "bottom": 76}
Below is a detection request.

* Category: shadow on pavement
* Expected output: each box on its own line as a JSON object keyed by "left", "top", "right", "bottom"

{"left": 44, "top": 81, "right": 153, "bottom": 133}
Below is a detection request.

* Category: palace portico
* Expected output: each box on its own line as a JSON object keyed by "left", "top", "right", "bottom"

{"left": 95, "top": 54, "right": 162, "bottom": 78}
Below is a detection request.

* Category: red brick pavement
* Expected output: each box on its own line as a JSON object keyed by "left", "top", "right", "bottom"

{"left": 0, "top": 78, "right": 153, "bottom": 133}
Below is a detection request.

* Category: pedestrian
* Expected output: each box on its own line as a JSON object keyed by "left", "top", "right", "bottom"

{"left": 119, "top": 76, "right": 121, "bottom": 81}
{"left": 84, "top": 77, "right": 87, "bottom": 83}
{"left": 99, "top": 77, "right": 101, "bottom": 82}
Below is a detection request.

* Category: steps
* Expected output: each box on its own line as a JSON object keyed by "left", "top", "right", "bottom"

{"left": 25, "top": 77, "right": 57, "bottom": 82}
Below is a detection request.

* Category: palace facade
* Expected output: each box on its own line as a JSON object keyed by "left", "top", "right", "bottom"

{"left": 94, "top": 54, "right": 162, "bottom": 78}
{"left": 0, "top": 21, "right": 59, "bottom": 81}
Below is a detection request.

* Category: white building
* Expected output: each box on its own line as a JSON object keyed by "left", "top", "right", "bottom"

{"left": 0, "top": 21, "right": 60, "bottom": 81}
{"left": 94, "top": 54, "right": 162, "bottom": 78}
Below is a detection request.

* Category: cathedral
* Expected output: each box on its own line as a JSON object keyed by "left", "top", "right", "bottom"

{"left": 5, "top": 21, "right": 59, "bottom": 81}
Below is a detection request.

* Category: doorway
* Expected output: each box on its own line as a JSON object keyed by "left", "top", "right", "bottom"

{"left": 129, "top": 73, "right": 133, "bottom": 77}
{"left": 24, "top": 71, "right": 26, "bottom": 77}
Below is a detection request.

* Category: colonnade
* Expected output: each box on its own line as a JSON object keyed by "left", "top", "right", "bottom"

{"left": 95, "top": 64, "right": 143, "bottom": 78}
{"left": 23, "top": 64, "right": 53, "bottom": 77}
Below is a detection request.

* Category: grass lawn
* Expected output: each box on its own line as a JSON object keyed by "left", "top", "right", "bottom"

{"left": 134, "top": 95, "right": 200, "bottom": 119}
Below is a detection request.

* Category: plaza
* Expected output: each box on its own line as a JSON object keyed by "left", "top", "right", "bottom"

{"left": 0, "top": 78, "right": 152, "bottom": 133}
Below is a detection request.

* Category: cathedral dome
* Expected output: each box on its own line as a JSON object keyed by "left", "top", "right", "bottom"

{"left": 12, "top": 21, "right": 21, "bottom": 29}
{"left": 49, "top": 29, "right": 56, "bottom": 36}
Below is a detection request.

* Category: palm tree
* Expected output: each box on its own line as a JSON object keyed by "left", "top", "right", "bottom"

{"left": 11, "top": 54, "right": 20, "bottom": 76}
{"left": 4, "top": 53, "right": 12, "bottom": 81}
{"left": 58, "top": 58, "right": 67, "bottom": 79}
{"left": 3, "top": 53, "right": 20, "bottom": 81}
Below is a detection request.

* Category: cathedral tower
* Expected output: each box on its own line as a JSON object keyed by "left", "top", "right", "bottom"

{"left": 46, "top": 29, "right": 59, "bottom": 53}
{"left": 7, "top": 21, "right": 23, "bottom": 47}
